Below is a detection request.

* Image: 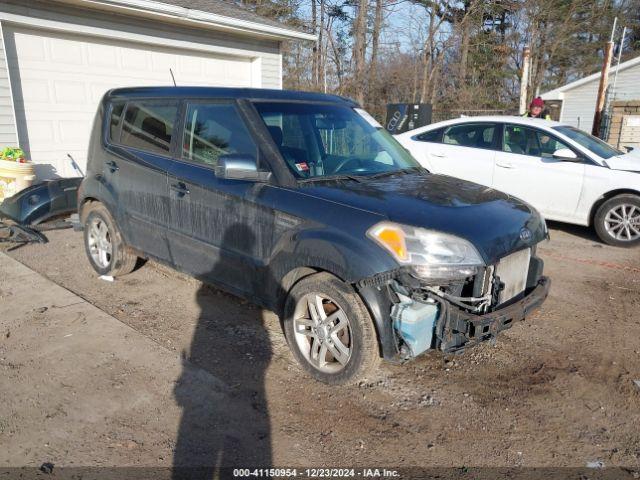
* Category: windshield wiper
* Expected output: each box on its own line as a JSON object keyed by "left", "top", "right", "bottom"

{"left": 298, "top": 167, "right": 424, "bottom": 184}
{"left": 299, "top": 174, "right": 363, "bottom": 184}
{"left": 360, "top": 166, "right": 425, "bottom": 180}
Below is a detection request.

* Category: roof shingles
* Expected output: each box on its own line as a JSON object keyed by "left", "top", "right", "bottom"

{"left": 158, "top": 0, "right": 305, "bottom": 33}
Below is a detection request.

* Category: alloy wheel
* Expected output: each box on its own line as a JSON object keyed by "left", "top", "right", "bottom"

{"left": 604, "top": 204, "right": 640, "bottom": 242}
{"left": 87, "top": 217, "right": 113, "bottom": 268}
{"left": 292, "top": 293, "right": 353, "bottom": 373}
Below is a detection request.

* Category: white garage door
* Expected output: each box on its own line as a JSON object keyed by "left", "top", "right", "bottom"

{"left": 4, "top": 26, "right": 255, "bottom": 178}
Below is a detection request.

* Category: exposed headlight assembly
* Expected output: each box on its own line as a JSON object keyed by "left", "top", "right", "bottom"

{"left": 367, "top": 221, "right": 485, "bottom": 281}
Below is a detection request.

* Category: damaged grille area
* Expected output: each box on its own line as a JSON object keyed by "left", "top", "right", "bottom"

{"left": 381, "top": 248, "right": 548, "bottom": 360}
{"left": 414, "top": 247, "right": 537, "bottom": 315}
{"left": 494, "top": 248, "right": 531, "bottom": 305}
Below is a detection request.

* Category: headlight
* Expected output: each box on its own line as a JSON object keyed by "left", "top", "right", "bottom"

{"left": 367, "top": 222, "right": 484, "bottom": 281}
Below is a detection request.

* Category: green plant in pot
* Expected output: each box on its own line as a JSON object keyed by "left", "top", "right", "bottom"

{"left": 0, "top": 147, "right": 27, "bottom": 163}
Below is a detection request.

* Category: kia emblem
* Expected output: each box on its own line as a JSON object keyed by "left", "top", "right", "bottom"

{"left": 520, "top": 227, "right": 532, "bottom": 241}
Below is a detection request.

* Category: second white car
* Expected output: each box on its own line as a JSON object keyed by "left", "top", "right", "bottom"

{"left": 396, "top": 116, "right": 640, "bottom": 247}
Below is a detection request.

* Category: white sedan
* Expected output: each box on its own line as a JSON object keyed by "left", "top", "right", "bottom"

{"left": 396, "top": 116, "right": 640, "bottom": 246}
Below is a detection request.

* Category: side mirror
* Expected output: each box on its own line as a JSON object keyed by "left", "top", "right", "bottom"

{"left": 215, "top": 154, "right": 272, "bottom": 182}
{"left": 624, "top": 146, "right": 634, "bottom": 153}
{"left": 552, "top": 148, "right": 579, "bottom": 161}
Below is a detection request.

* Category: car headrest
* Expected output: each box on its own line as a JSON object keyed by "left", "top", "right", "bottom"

{"left": 267, "top": 126, "right": 283, "bottom": 146}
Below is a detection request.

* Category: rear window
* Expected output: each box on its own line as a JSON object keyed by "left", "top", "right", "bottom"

{"left": 119, "top": 100, "right": 179, "bottom": 155}
{"left": 443, "top": 123, "right": 498, "bottom": 150}
{"left": 109, "top": 102, "right": 125, "bottom": 141}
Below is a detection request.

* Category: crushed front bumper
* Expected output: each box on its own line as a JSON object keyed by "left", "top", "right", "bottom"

{"left": 435, "top": 277, "right": 551, "bottom": 353}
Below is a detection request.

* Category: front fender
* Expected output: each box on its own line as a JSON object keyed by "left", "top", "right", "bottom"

{"left": 0, "top": 177, "right": 82, "bottom": 225}
{"left": 268, "top": 226, "right": 398, "bottom": 286}
{"left": 264, "top": 227, "right": 400, "bottom": 357}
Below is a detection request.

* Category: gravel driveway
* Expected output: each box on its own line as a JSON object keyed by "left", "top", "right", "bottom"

{"left": 2, "top": 222, "right": 639, "bottom": 470}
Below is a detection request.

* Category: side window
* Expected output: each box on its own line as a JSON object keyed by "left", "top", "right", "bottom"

{"left": 109, "top": 101, "right": 125, "bottom": 142}
{"left": 416, "top": 128, "right": 443, "bottom": 143}
{"left": 120, "top": 100, "right": 178, "bottom": 155}
{"left": 504, "top": 125, "right": 573, "bottom": 158}
{"left": 535, "top": 131, "right": 573, "bottom": 158}
{"left": 443, "top": 123, "right": 497, "bottom": 150}
{"left": 504, "top": 125, "right": 536, "bottom": 155}
{"left": 182, "top": 103, "right": 258, "bottom": 167}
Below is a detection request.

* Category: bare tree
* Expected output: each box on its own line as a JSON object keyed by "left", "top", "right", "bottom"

{"left": 352, "top": 0, "right": 369, "bottom": 104}
{"left": 263, "top": 0, "right": 637, "bottom": 121}
{"left": 312, "top": 0, "right": 319, "bottom": 87}
{"left": 368, "top": 0, "right": 385, "bottom": 102}
{"left": 318, "top": 0, "right": 326, "bottom": 90}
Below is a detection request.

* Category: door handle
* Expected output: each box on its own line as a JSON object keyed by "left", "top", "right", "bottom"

{"left": 496, "top": 161, "right": 514, "bottom": 169}
{"left": 431, "top": 152, "right": 446, "bottom": 158}
{"left": 170, "top": 182, "right": 190, "bottom": 196}
{"left": 106, "top": 160, "right": 119, "bottom": 172}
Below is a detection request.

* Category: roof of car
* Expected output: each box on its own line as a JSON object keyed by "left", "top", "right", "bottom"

{"left": 106, "top": 86, "right": 357, "bottom": 105}
{"left": 398, "top": 115, "right": 566, "bottom": 137}
{"left": 472, "top": 115, "right": 562, "bottom": 127}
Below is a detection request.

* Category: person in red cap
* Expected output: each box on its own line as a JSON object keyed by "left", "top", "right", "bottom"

{"left": 522, "top": 97, "right": 551, "bottom": 119}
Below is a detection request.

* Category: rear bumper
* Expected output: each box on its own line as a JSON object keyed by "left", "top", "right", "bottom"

{"left": 436, "top": 276, "right": 551, "bottom": 353}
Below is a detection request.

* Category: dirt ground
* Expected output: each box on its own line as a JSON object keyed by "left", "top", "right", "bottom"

{"left": 2, "top": 221, "right": 640, "bottom": 469}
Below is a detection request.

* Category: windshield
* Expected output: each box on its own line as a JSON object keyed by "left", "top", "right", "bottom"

{"left": 553, "top": 125, "right": 623, "bottom": 159}
{"left": 253, "top": 101, "right": 420, "bottom": 179}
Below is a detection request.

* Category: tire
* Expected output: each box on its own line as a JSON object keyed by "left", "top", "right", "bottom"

{"left": 594, "top": 194, "right": 640, "bottom": 247}
{"left": 82, "top": 202, "right": 138, "bottom": 276}
{"left": 283, "top": 272, "right": 380, "bottom": 385}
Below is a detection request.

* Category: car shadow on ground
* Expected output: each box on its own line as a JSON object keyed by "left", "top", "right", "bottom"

{"left": 172, "top": 224, "right": 273, "bottom": 478}
{"left": 546, "top": 220, "right": 602, "bottom": 244}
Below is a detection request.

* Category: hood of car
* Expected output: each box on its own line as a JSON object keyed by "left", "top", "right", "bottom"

{"left": 604, "top": 150, "right": 640, "bottom": 172}
{"left": 298, "top": 172, "right": 547, "bottom": 265}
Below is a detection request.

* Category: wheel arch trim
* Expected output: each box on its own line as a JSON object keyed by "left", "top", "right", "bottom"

{"left": 589, "top": 188, "right": 640, "bottom": 226}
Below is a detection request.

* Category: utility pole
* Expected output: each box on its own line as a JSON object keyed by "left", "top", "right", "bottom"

{"left": 592, "top": 18, "right": 617, "bottom": 137}
{"left": 519, "top": 46, "right": 531, "bottom": 115}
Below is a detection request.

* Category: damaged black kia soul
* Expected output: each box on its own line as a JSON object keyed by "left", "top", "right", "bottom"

{"left": 79, "top": 87, "right": 550, "bottom": 384}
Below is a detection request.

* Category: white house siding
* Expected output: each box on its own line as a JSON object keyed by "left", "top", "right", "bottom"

{"left": 0, "top": 22, "right": 17, "bottom": 147}
{"left": 0, "top": 0, "right": 283, "bottom": 178}
{"left": 550, "top": 63, "right": 640, "bottom": 131}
